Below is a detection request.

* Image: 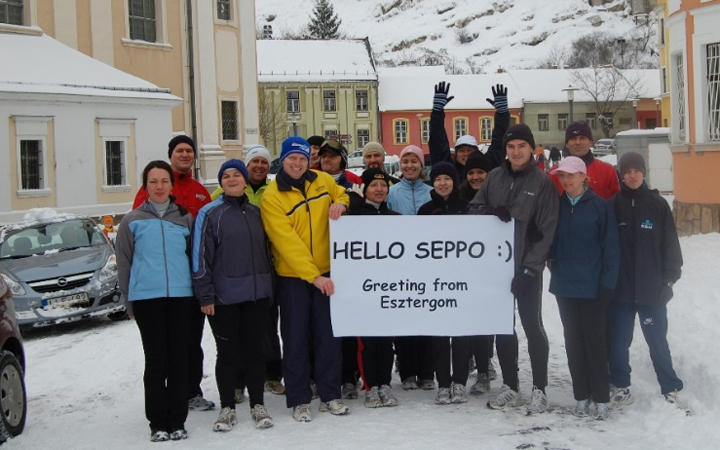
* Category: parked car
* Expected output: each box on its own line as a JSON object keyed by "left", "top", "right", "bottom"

{"left": 347, "top": 150, "right": 364, "bottom": 168}
{"left": 0, "top": 276, "right": 26, "bottom": 443}
{"left": 594, "top": 138, "right": 616, "bottom": 156}
{"left": 269, "top": 157, "right": 282, "bottom": 174}
{"left": 0, "top": 214, "right": 124, "bottom": 328}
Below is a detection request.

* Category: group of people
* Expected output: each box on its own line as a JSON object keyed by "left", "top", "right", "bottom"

{"left": 115, "top": 83, "right": 689, "bottom": 442}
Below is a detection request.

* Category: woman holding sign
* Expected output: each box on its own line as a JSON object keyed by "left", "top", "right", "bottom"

{"left": 418, "top": 162, "right": 472, "bottom": 405}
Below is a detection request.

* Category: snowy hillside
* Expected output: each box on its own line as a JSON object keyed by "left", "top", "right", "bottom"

{"left": 255, "top": 0, "right": 652, "bottom": 73}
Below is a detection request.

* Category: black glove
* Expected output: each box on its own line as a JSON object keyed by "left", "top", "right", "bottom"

{"left": 485, "top": 205, "right": 512, "bottom": 223}
{"left": 659, "top": 283, "right": 674, "bottom": 304}
{"left": 511, "top": 267, "right": 538, "bottom": 299}
{"left": 598, "top": 288, "right": 615, "bottom": 303}
{"left": 486, "top": 84, "right": 508, "bottom": 113}
{"left": 433, "top": 81, "right": 454, "bottom": 111}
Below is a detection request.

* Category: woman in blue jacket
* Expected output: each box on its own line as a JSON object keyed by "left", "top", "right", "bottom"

{"left": 116, "top": 160, "right": 194, "bottom": 442}
{"left": 548, "top": 156, "right": 619, "bottom": 420}
{"left": 192, "top": 159, "right": 274, "bottom": 432}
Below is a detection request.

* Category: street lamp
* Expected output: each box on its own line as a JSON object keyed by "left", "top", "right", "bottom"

{"left": 290, "top": 113, "right": 299, "bottom": 136}
{"left": 654, "top": 97, "right": 662, "bottom": 128}
{"left": 562, "top": 85, "right": 579, "bottom": 123}
{"left": 416, "top": 113, "right": 424, "bottom": 148}
{"left": 632, "top": 99, "right": 639, "bottom": 129}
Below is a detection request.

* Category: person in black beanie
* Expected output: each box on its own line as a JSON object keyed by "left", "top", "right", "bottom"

{"left": 307, "top": 135, "right": 325, "bottom": 169}
{"left": 459, "top": 151, "right": 494, "bottom": 201}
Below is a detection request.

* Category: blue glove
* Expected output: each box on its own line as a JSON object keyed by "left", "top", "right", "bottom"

{"left": 486, "top": 84, "right": 508, "bottom": 114}
{"left": 433, "top": 81, "right": 454, "bottom": 111}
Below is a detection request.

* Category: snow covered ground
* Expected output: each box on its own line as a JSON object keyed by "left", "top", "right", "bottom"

{"left": 6, "top": 233, "right": 720, "bottom": 450}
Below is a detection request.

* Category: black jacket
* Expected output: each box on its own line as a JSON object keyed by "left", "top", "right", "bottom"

{"left": 417, "top": 190, "right": 468, "bottom": 216}
{"left": 348, "top": 198, "right": 400, "bottom": 216}
{"left": 609, "top": 184, "right": 682, "bottom": 305}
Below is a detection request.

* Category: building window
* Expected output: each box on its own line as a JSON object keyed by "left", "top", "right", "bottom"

{"left": 707, "top": 43, "right": 720, "bottom": 141}
{"left": 324, "top": 129, "right": 338, "bottom": 139}
{"left": 538, "top": 114, "right": 549, "bottom": 131}
{"left": 221, "top": 100, "right": 238, "bottom": 140}
{"left": 356, "top": 90, "right": 369, "bottom": 112}
{"left": 323, "top": 90, "right": 336, "bottom": 112}
{"left": 480, "top": 117, "right": 493, "bottom": 141}
{"left": 261, "top": 24, "right": 273, "bottom": 39}
{"left": 454, "top": 118, "right": 467, "bottom": 142}
{"left": 357, "top": 129, "right": 370, "bottom": 148}
{"left": 619, "top": 117, "right": 632, "bottom": 126}
{"left": 421, "top": 118, "right": 430, "bottom": 143}
{"left": 20, "top": 140, "right": 43, "bottom": 190}
{"left": 0, "top": 0, "right": 23, "bottom": 25}
{"left": 394, "top": 119, "right": 408, "bottom": 144}
{"left": 104, "top": 141, "right": 125, "bottom": 186}
{"left": 217, "top": 0, "right": 231, "bottom": 21}
{"left": 558, "top": 114, "right": 568, "bottom": 131}
{"left": 675, "top": 54, "right": 686, "bottom": 142}
{"left": 660, "top": 18, "right": 665, "bottom": 46}
{"left": 286, "top": 91, "right": 299, "bottom": 113}
{"left": 586, "top": 113, "right": 596, "bottom": 129}
{"left": 128, "top": 0, "right": 157, "bottom": 42}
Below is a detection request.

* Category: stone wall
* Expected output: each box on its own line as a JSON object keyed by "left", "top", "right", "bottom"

{"left": 673, "top": 201, "right": 720, "bottom": 236}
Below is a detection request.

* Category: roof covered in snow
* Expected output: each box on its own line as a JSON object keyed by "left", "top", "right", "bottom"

{"left": 0, "top": 31, "right": 180, "bottom": 102}
{"left": 257, "top": 39, "right": 377, "bottom": 82}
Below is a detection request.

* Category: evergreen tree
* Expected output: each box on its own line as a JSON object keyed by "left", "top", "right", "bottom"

{"left": 307, "top": 0, "right": 342, "bottom": 40}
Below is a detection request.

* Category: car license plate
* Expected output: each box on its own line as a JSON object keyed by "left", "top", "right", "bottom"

{"left": 42, "top": 292, "right": 90, "bottom": 309}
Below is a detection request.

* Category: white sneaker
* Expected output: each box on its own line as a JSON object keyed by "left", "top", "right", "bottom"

{"left": 169, "top": 429, "right": 187, "bottom": 440}
{"left": 665, "top": 390, "right": 692, "bottom": 416}
{"left": 319, "top": 398, "right": 350, "bottom": 415}
{"left": 610, "top": 384, "right": 634, "bottom": 406}
{"left": 188, "top": 395, "right": 216, "bottom": 411}
{"left": 593, "top": 402, "right": 611, "bottom": 420}
{"left": 573, "top": 397, "right": 591, "bottom": 417}
{"left": 435, "top": 387, "right": 451, "bottom": 405}
{"left": 213, "top": 406, "right": 238, "bottom": 432}
{"left": 379, "top": 385, "right": 398, "bottom": 407}
{"left": 364, "top": 386, "right": 383, "bottom": 408}
{"left": 292, "top": 403, "right": 312, "bottom": 422}
{"left": 402, "top": 377, "right": 418, "bottom": 390}
{"left": 487, "top": 384, "right": 523, "bottom": 410}
{"left": 526, "top": 386, "right": 548, "bottom": 415}
{"left": 250, "top": 404, "right": 274, "bottom": 429}
{"left": 470, "top": 373, "right": 490, "bottom": 395}
{"left": 451, "top": 383, "right": 468, "bottom": 404}
{"left": 342, "top": 382, "right": 358, "bottom": 399}
{"left": 150, "top": 430, "right": 169, "bottom": 442}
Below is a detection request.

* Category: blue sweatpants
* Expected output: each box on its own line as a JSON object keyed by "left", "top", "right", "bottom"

{"left": 276, "top": 276, "right": 341, "bottom": 408}
{"left": 608, "top": 303, "right": 683, "bottom": 395}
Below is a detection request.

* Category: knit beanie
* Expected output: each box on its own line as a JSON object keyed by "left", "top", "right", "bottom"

{"left": 217, "top": 158, "right": 249, "bottom": 184}
{"left": 430, "top": 161, "right": 458, "bottom": 185}
{"left": 455, "top": 135, "right": 479, "bottom": 150}
{"left": 361, "top": 168, "right": 391, "bottom": 195}
{"left": 244, "top": 145, "right": 272, "bottom": 165}
{"left": 618, "top": 151, "right": 646, "bottom": 177}
{"left": 399, "top": 145, "right": 425, "bottom": 164}
{"left": 319, "top": 139, "right": 349, "bottom": 170}
{"left": 168, "top": 135, "right": 196, "bottom": 159}
{"left": 503, "top": 124, "right": 536, "bottom": 150}
{"left": 565, "top": 121, "right": 594, "bottom": 143}
{"left": 464, "top": 151, "right": 493, "bottom": 174}
{"left": 280, "top": 136, "right": 310, "bottom": 162}
{"left": 362, "top": 141, "right": 385, "bottom": 158}
{"left": 307, "top": 135, "right": 325, "bottom": 147}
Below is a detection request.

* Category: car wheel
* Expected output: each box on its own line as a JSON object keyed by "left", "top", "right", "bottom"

{"left": 0, "top": 351, "right": 26, "bottom": 442}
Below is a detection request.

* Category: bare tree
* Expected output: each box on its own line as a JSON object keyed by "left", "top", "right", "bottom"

{"left": 258, "top": 90, "right": 287, "bottom": 154}
{"left": 537, "top": 44, "right": 569, "bottom": 69}
{"left": 570, "top": 66, "right": 645, "bottom": 138}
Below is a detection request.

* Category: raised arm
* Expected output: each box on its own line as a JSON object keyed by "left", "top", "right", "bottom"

{"left": 429, "top": 81, "right": 454, "bottom": 166}
{"left": 485, "top": 84, "right": 509, "bottom": 169}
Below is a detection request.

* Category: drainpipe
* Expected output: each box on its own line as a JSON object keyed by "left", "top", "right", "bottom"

{"left": 186, "top": 0, "right": 199, "bottom": 180}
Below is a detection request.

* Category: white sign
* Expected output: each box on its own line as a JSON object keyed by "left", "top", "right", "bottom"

{"left": 330, "top": 215, "right": 515, "bottom": 337}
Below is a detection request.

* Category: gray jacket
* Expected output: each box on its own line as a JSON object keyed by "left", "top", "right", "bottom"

{"left": 468, "top": 159, "right": 559, "bottom": 273}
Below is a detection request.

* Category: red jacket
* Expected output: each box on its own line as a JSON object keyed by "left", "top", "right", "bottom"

{"left": 551, "top": 158, "right": 620, "bottom": 200}
{"left": 132, "top": 170, "right": 211, "bottom": 218}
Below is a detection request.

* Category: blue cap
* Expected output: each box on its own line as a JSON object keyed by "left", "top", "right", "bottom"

{"left": 280, "top": 136, "right": 310, "bottom": 162}
{"left": 218, "top": 159, "right": 249, "bottom": 184}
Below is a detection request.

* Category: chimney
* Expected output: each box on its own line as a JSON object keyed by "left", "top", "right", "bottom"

{"left": 496, "top": 67, "right": 505, "bottom": 73}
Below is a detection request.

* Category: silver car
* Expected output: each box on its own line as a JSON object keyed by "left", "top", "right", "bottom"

{"left": 0, "top": 215, "right": 123, "bottom": 327}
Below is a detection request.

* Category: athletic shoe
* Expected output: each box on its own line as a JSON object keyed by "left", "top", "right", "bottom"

{"left": 526, "top": 386, "right": 548, "bottom": 415}
{"left": 610, "top": 384, "right": 634, "bottom": 406}
{"left": 364, "top": 386, "right": 383, "bottom": 408}
{"left": 435, "top": 387, "right": 451, "bottom": 405}
{"left": 169, "top": 428, "right": 188, "bottom": 440}
{"left": 487, "top": 384, "right": 523, "bottom": 410}
{"left": 488, "top": 359, "right": 498, "bottom": 381}
{"left": 292, "top": 404, "right": 312, "bottom": 422}
{"left": 264, "top": 380, "right": 286, "bottom": 395}
{"left": 250, "top": 404, "right": 274, "bottom": 429}
{"left": 213, "top": 406, "right": 238, "bottom": 432}
{"left": 319, "top": 398, "right": 350, "bottom": 415}
{"left": 402, "top": 377, "right": 418, "bottom": 390}
{"left": 665, "top": 390, "right": 692, "bottom": 416}
{"left": 150, "top": 430, "right": 169, "bottom": 442}
{"left": 310, "top": 382, "right": 320, "bottom": 399}
{"left": 379, "top": 384, "right": 398, "bottom": 407}
{"left": 573, "top": 397, "right": 591, "bottom": 417}
{"left": 470, "top": 373, "right": 491, "bottom": 395}
{"left": 451, "top": 383, "right": 469, "bottom": 404}
{"left": 593, "top": 402, "right": 611, "bottom": 420}
{"left": 342, "top": 382, "right": 359, "bottom": 400}
{"left": 188, "top": 395, "right": 216, "bottom": 411}
{"left": 234, "top": 388, "right": 245, "bottom": 404}
{"left": 419, "top": 379, "right": 435, "bottom": 390}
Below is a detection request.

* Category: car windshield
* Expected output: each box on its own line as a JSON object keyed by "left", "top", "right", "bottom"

{"left": 0, "top": 219, "right": 106, "bottom": 260}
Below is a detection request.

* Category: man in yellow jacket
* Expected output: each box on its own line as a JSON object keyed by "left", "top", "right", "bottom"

{"left": 260, "top": 136, "right": 350, "bottom": 422}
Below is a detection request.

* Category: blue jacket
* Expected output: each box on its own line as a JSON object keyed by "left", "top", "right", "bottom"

{"left": 192, "top": 195, "right": 273, "bottom": 307}
{"left": 116, "top": 201, "right": 194, "bottom": 304}
{"left": 549, "top": 189, "right": 620, "bottom": 299}
{"left": 387, "top": 177, "right": 432, "bottom": 215}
